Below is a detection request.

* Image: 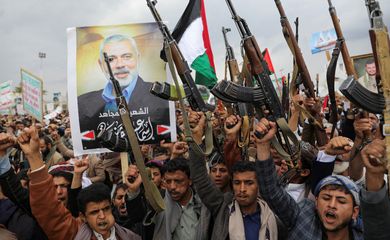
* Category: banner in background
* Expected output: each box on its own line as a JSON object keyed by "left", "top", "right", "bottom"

{"left": 310, "top": 28, "right": 337, "bottom": 54}
{"left": 0, "top": 81, "right": 14, "bottom": 114}
{"left": 16, "top": 104, "right": 25, "bottom": 115}
{"left": 44, "top": 105, "right": 63, "bottom": 120}
{"left": 21, "top": 69, "right": 43, "bottom": 122}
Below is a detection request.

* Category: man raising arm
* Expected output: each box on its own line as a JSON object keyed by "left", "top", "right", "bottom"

{"left": 254, "top": 118, "right": 363, "bottom": 240}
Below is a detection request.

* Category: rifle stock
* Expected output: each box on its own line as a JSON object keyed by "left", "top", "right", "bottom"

{"left": 103, "top": 53, "right": 165, "bottom": 212}
{"left": 365, "top": 0, "right": 390, "bottom": 194}
{"left": 274, "top": 0, "right": 315, "bottom": 98}
{"left": 327, "top": 0, "right": 358, "bottom": 79}
{"left": 274, "top": 0, "right": 328, "bottom": 146}
{"left": 222, "top": 27, "right": 241, "bottom": 84}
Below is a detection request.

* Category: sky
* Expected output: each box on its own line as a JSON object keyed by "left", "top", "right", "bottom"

{"left": 0, "top": 0, "right": 389, "bottom": 99}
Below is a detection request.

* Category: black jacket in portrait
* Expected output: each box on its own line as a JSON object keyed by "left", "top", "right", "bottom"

{"left": 77, "top": 77, "right": 171, "bottom": 150}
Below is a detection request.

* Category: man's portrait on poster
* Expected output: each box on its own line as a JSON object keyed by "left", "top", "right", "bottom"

{"left": 352, "top": 53, "right": 378, "bottom": 93}
{"left": 77, "top": 32, "right": 170, "bottom": 150}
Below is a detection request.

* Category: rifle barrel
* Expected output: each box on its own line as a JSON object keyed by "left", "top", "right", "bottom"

{"left": 327, "top": 0, "right": 357, "bottom": 78}
{"left": 103, "top": 53, "right": 122, "bottom": 95}
{"left": 274, "top": 0, "right": 315, "bottom": 97}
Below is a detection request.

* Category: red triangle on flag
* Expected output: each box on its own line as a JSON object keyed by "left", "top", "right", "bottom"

{"left": 157, "top": 125, "right": 171, "bottom": 135}
{"left": 81, "top": 130, "right": 95, "bottom": 141}
{"left": 262, "top": 48, "right": 275, "bottom": 73}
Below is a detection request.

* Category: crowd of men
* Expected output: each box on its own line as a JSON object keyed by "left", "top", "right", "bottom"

{"left": 0, "top": 88, "right": 389, "bottom": 240}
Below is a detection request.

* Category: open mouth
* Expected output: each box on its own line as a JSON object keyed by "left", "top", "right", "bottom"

{"left": 324, "top": 211, "right": 337, "bottom": 223}
{"left": 97, "top": 221, "right": 108, "bottom": 229}
{"left": 119, "top": 205, "right": 127, "bottom": 214}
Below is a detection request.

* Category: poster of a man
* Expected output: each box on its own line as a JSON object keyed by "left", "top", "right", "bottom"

{"left": 352, "top": 54, "right": 378, "bottom": 93}
{"left": 68, "top": 23, "right": 176, "bottom": 155}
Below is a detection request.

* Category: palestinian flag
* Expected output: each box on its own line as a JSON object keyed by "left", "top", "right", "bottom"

{"left": 163, "top": 0, "right": 217, "bottom": 89}
{"left": 262, "top": 48, "right": 275, "bottom": 74}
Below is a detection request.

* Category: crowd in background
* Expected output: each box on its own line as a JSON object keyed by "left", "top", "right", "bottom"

{"left": 0, "top": 92, "right": 389, "bottom": 240}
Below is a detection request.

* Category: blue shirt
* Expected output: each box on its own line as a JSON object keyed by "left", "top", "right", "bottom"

{"left": 0, "top": 149, "right": 11, "bottom": 175}
{"left": 243, "top": 207, "right": 261, "bottom": 240}
{"left": 101, "top": 79, "right": 137, "bottom": 112}
{"left": 101, "top": 79, "right": 137, "bottom": 105}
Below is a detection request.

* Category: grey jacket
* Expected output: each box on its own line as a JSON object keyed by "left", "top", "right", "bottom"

{"left": 360, "top": 184, "right": 390, "bottom": 240}
{"left": 188, "top": 149, "right": 280, "bottom": 240}
{"left": 152, "top": 189, "right": 204, "bottom": 240}
{"left": 256, "top": 157, "right": 363, "bottom": 240}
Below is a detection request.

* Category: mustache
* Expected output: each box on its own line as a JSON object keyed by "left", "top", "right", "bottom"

{"left": 113, "top": 68, "right": 130, "bottom": 75}
{"left": 169, "top": 191, "right": 180, "bottom": 195}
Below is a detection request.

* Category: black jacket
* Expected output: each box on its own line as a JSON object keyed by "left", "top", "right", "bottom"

{"left": 77, "top": 77, "right": 171, "bottom": 150}
{"left": 0, "top": 169, "right": 48, "bottom": 240}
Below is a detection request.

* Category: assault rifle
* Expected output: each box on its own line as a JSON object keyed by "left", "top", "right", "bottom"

{"left": 212, "top": 27, "right": 267, "bottom": 106}
{"left": 327, "top": 40, "right": 343, "bottom": 138}
{"left": 365, "top": 0, "right": 390, "bottom": 193}
{"left": 219, "top": 27, "right": 254, "bottom": 116}
{"left": 214, "top": 0, "right": 300, "bottom": 167}
{"left": 146, "top": 1, "right": 213, "bottom": 113}
{"left": 273, "top": 0, "right": 328, "bottom": 147}
{"left": 327, "top": 0, "right": 374, "bottom": 142}
{"left": 327, "top": 0, "right": 357, "bottom": 79}
{"left": 339, "top": 0, "right": 385, "bottom": 114}
{"left": 103, "top": 53, "right": 165, "bottom": 212}
{"left": 274, "top": 0, "right": 315, "bottom": 97}
{"left": 146, "top": 0, "right": 214, "bottom": 156}
{"left": 222, "top": 26, "right": 253, "bottom": 161}
{"left": 223, "top": 27, "right": 241, "bottom": 84}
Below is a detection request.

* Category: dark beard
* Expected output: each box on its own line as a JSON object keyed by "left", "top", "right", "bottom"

{"left": 319, "top": 210, "right": 353, "bottom": 235}
{"left": 325, "top": 218, "right": 351, "bottom": 232}
{"left": 42, "top": 149, "right": 50, "bottom": 158}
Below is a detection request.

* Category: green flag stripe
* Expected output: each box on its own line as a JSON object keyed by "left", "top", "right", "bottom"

{"left": 191, "top": 53, "right": 217, "bottom": 89}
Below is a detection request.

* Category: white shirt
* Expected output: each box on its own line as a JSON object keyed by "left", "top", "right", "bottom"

{"left": 93, "top": 227, "right": 116, "bottom": 240}
{"left": 286, "top": 183, "right": 306, "bottom": 202}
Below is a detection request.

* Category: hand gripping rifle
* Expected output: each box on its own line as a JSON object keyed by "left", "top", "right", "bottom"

{"left": 216, "top": 0, "right": 300, "bottom": 171}
{"left": 338, "top": 1, "right": 385, "bottom": 114}
{"left": 273, "top": 0, "right": 328, "bottom": 147}
{"left": 146, "top": 0, "right": 213, "bottom": 156}
{"left": 221, "top": 26, "right": 252, "bottom": 161}
{"left": 327, "top": 0, "right": 374, "bottom": 142}
{"left": 365, "top": 0, "right": 390, "bottom": 193}
{"left": 103, "top": 53, "right": 165, "bottom": 212}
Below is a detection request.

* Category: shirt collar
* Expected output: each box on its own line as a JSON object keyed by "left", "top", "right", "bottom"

{"left": 93, "top": 226, "right": 116, "bottom": 240}
{"left": 178, "top": 188, "right": 197, "bottom": 209}
{"left": 101, "top": 77, "right": 138, "bottom": 103}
